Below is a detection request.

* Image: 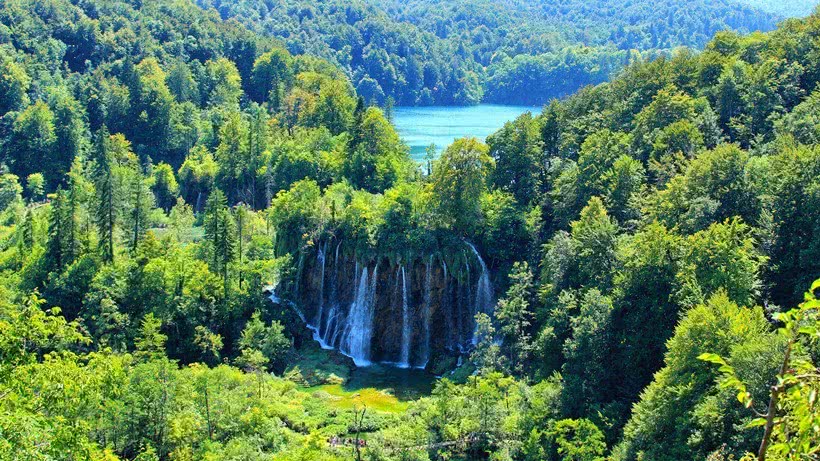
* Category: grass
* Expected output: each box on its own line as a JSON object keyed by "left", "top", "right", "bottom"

{"left": 305, "top": 383, "right": 410, "bottom": 413}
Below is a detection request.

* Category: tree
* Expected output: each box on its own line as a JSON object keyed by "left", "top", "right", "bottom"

{"left": 25, "top": 173, "right": 44, "bottom": 202}
{"left": 562, "top": 289, "right": 614, "bottom": 418}
{"left": 471, "top": 312, "right": 503, "bottom": 376}
{"left": 496, "top": 261, "right": 534, "bottom": 375}
{"left": 92, "top": 127, "right": 117, "bottom": 263}
{"left": 0, "top": 173, "right": 22, "bottom": 212}
{"left": 168, "top": 197, "right": 194, "bottom": 242}
{"left": 677, "top": 218, "right": 764, "bottom": 309}
{"left": 342, "top": 107, "right": 410, "bottom": 193}
{"left": 50, "top": 88, "right": 87, "bottom": 187}
{"left": 423, "top": 143, "right": 437, "bottom": 177}
{"left": 547, "top": 419, "right": 607, "bottom": 461}
{"left": 570, "top": 197, "right": 619, "bottom": 291}
{"left": 488, "top": 112, "right": 542, "bottom": 206}
{"left": 125, "top": 163, "right": 152, "bottom": 253}
{"left": 700, "top": 279, "right": 820, "bottom": 461}
{"left": 203, "top": 189, "right": 236, "bottom": 295}
{"left": 135, "top": 313, "right": 167, "bottom": 361}
{"left": 204, "top": 58, "right": 243, "bottom": 108}
{"left": 0, "top": 52, "right": 29, "bottom": 114}
{"left": 6, "top": 101, "right": 57, "bottom": 186}
{"left": 237, "top": 312, "right": 290, "bottom": 373}
{"left": 151, "top": 163, "right": 179, "bottom": 211}
{"left": 129, "top": 58, "right": 173, "bottom": 158}
{"left": 612, "top": 223, "right": 683, "bottom": 407}
{"left": 431, "top": 137, "right": 493, "bottom": 234}
{"left": 613, "top": 292, "right": 776, "bottom": 461}
{"left": 178, "top": 146, "right": 217, "bottom": 212}
{"left": 250, "top": 48, "right": 294, "bottom": 106}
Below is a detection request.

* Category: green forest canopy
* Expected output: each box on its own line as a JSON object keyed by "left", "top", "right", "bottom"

{"left": 0, "top": 0, "right": 819, "bottom": 460}
{"left": 199, "top": 0, "right": 817, "bottom": 105}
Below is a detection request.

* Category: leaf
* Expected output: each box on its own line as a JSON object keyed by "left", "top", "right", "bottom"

{"left": 746, "top": 418, "right": 767, "bottom": 428}
{"left": 698, "top": 353, "right": 728, "bottom": 366}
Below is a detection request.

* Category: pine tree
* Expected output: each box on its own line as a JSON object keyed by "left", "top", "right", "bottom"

{"left": 92, "top": 126, "right": 117, "bottom": 263}
{"left": 44, "top": 185, "right": 79, "bottom": 270}
{"left": 496, "top": 261, "right": 535, "bottom": 376}
{"left": 126, "top": 163, "right": 152, "bottom": 253}
{"left": 234, "top": 203, "right": 250, "bottom": 290}
{"left": 204, "top": 189, "right": 236, "bottom": 294}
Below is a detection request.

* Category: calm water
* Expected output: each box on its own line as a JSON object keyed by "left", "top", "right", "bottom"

{"left": 393, "top": 104, "right": 540, "bottom": 161}
{"left": 346, "top": 364, "right": 437, "bottom": 401}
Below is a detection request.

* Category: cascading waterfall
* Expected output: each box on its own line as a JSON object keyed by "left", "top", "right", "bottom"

{"left": 419, "top": 256, "right": 433, "bottom": 368}
{"left": 399, "top": 265, "right": 411, "bottom": 368}
{"left": 467, "top": 242, "right": 494, "bottom": 315}
{"left": 467, "top": 242, "right": 494, "bottom": 344}
{"left": 286, "top": 240, "right": 497, "bottom": 368}
{"left": 314, "top": 242, "right": 327, "bottom": 329}
{"left": 339, "top": 265, "right": 378, "bottom": 366}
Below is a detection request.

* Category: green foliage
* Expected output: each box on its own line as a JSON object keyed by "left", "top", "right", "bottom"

{"left": 699, "top": 278, "right": 820, "bottom": 461}
{"left": 613, "top": 293, "right": 775, "bottom": 461}
{"left": 1, "top": 1, "right": 820, "bottom": 460}
{"left": 206, "top": 0, "right": 783, "bottom": 105}
{"left": 496, "top": 262, "right": 535, "bottom": 376}
{"left": 432, "top": 137, "right": 493, "bottom": 235}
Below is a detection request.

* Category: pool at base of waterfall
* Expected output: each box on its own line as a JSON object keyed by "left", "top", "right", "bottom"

{"left": 346, "top": 364, "right": 437, "bottom": 401}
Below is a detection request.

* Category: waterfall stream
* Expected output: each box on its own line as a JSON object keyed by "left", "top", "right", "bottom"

{"left": 399, "top": 265, "right": 411, "bottom": 368}
{"left": 285, "top": 242, "right": 495, "bottom": 368}
{"left": 339, "top": 265, "right": 378, "bottom": 366}
{"left": 466, "top": 242, "right": 494, "bottom": 345}
{"left": 419, "top": 256, "right": 433, "bottom": 368}
{"left": 314, "top": 242, "right": 326, "bottom": 329}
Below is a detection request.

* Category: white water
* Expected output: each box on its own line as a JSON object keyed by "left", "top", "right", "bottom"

{"left": 314, "top": 242, "right": 327, "bottom": 329}
{"left": 399, "top": 266, "right": 411, "bottom": 368}
{"left": 290, "top": 241, "right": 493, "bottom": 368}
{"left": 419, "top": 256, "right": 433, "bottom": 368}
{"left": 340, "top": 266, "right": 378, "bottom": 366}
{"left": 466, "top": 242, "right": 494, "bottom": 345}
{"left": 467, "top": 242, "right": 494, "bottom": 316}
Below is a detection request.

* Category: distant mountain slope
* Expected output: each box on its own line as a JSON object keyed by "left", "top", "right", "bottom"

{"left": 200, "top": 0, "right": 782, "bottom": 105}
{"left": 736, "top": 0, "right": 818, "bottom": 17}
{"left": 380, "top": 0, "right": 777, "bottom": 51}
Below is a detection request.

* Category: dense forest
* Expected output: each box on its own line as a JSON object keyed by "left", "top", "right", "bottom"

{"left": 1, "top": 0, "right": 820, "bottom": 460}
{"left": 198, "top": 0, "right": 814, "bottom": 105}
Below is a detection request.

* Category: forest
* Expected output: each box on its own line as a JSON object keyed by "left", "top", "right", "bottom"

{"left": 198, "top": 0, "right": 813, "bottom": 105}
{"left": 1, "top": 0, "right": 820, "bottom": 460}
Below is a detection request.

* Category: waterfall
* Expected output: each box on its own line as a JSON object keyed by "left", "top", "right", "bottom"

{"left": 399, "top": 265, "right": 411, "bottom": 368}
{"left": 314, "top": 242, "right": 327, "bottom": 329}
{"left": 340, "top": 265, "right": 377, "bottom": 366}
{"left": 466, "top": 242, "right": 494, "bottom": 345}
{"left": 467, "top": 242, "right": 494, "bottom": 315}
{"left": 294, "top": 252, "right": 305, "bottom": 298}
{"left": 419, "top": 256, "right": 433, "bottom": 368}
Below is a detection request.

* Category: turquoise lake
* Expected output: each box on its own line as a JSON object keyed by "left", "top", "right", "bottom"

{"left": 393, "top": 104, "right": 540, "bottom": 161}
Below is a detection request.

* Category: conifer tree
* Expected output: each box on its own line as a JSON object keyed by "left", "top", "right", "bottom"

{"left": 92, "top": 126, "right": 117, "bottom": 263}
{"left": 496, "top": 261, "right": 535, "bottom": 376}
{"left": 204, "top": 189, "right": 237, "bottom": 294}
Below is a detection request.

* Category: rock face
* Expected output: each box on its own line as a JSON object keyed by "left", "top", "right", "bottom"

{"left": 294, "top": 240, "right": 495, "bottom": 368}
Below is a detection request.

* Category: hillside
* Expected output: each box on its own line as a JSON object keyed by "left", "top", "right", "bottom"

{"left": 1, "top": 0, "right": 820, "bottom": 460}
{"left": 737, "top": 0, "right": 818, "bottom": 17}
{"left": 200, "top": 0, "right": 784, "bottom": 105}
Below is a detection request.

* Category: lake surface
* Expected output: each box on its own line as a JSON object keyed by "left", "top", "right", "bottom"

{"left": 393, "top": 104, "right": 540, "bottom": 161}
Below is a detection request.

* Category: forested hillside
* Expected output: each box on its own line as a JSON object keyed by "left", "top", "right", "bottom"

{"left": 738, "top": 0, "right": 817, "bottom": 17}
{"left": 1, "top": 0, "right": 820, "bottom": 460}
{"left": 200, "top": 0, "right": 797, "bottom": 105}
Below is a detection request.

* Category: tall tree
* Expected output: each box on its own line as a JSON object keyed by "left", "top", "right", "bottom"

{"left": 92, "top": 127, "right": 117, "bottom": 263}
{"left": 496, "top": 261, "right": 535, "bottom": 376}
{"left": 204, "top": 189, "right": 237, "bottom": 295}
